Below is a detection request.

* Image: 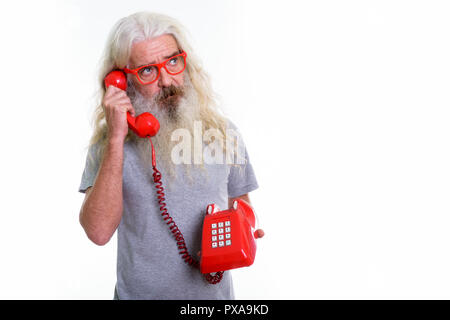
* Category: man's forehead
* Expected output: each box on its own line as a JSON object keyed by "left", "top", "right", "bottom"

{"left": 129, "top": 34, "right": 180, "bottom": 67}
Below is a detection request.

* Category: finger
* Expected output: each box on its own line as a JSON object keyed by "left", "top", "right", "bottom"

{"left": 115, "top": 98, "right": 135, "bottom": 116}
{"left": 114, "top": 95, "right": 132, "bottom": 105}
{"left": 255, "top": 229, "right": 265, "bottom": 239}
{"left": 103, "top": 88, "right": 123, "bottom": 107}
{"left": 197, "top": 251, "right": 201, "bottom": 257}
{"left": 121, "top": 103, "right": 135, "bottom": 117}
{"left": 105, "top": 85, "right": 121, "bottom": 97}
{"left": 113, "top": 102, "right": 135, "bottom": 116}
{"left": 117, "top": 105, "right": 128, "bottom": 114}
{"left": 105, "top": 86, "right": 129, "bottom": 103}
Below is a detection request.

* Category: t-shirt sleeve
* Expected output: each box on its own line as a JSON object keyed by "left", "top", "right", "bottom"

{"left": 78, "top": 143, "right": 101, "bottom": 194}
{"left": 227, "top": 122, "right": 259, "bottom": 198}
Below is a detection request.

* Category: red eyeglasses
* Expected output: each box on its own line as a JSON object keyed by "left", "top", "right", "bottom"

{"left": 124, "top": 51, "right": 187, "bottom": 85}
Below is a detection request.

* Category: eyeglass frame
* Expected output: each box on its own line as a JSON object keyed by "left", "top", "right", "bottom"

{"left": 123, "top": 50, "right": 187, "bottom": 85}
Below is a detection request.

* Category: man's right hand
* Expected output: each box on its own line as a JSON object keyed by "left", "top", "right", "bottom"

{"left": 102, "top": 85, "right": 135, "bottom": 142}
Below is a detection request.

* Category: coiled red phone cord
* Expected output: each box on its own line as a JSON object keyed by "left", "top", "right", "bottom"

{"left": 147, "top": 137, "right": 224, "bottom": 284}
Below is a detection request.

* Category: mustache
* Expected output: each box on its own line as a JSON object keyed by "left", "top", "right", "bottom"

{"left": 156, "top": 84, "right": 185, "bottom": 103}
{"left": 127, "top": 82, "right": 186, "bottom": 122}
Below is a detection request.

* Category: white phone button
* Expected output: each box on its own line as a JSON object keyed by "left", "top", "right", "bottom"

{"left": 211, "top": 223, "right": 217, "bottom": 229}
{"left": 218, "top": 222, "right": 224, "bottom": 228}
{"left": 226, "top": 240, "right": 231, "bottom": 246}
{"left": 218, "top": 235, "right": 224, "bottom": 240}
{"left": 225, "top": 227, "right": 231, "bottom": 233}
{"left": 212, "top": 229, "right": 217, "bottom": 235}
{"left": 212, "top": 242, "right": 218, "bottom": 248}
{"left": 212, "top": 236, "right": 217, "bottom": 241}
{"left": 225, "top": 233, "right": 231, "bottom": 239}
{"left": 218, "top": 241, "right": 224, "bottom": 247}
{"left": 225, "top": 221, "right": 231, "bottom": 226}
{"left": 218, "top": 228, "right": 224, "bottom": 234}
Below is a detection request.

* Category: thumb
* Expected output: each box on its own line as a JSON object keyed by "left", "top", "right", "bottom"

{"left": 255, "top": 229, "right": 265, "bottom": 239}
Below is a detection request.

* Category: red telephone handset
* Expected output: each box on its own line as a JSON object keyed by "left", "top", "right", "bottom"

{"left": 104, "top": 70, "right": 160, "bottom": 137}
{"left": 200, "top": 199, "right": 257, "bottom": 274}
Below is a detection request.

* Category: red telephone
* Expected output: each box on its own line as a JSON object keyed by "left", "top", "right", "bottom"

{"left": 104, "top": 70, "right": 160, "bottom": 138}
{"left": 103, "top": 70, "right": 257, "bottom": 284}
{"left": 200, "top": 199, "right": 257, "bottom": 274}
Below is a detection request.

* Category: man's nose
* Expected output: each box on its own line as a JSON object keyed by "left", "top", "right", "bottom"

{"left": 158, "top": 67, "right": 172, "bottom": 88}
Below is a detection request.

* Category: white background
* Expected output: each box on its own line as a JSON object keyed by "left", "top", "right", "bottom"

{"left": 0, "top": 0, "right": 449, "bottom": 299}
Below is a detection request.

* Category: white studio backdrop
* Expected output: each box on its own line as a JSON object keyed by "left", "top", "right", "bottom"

{"left": 0, "top": 0, "right": 449, "bottom": 299}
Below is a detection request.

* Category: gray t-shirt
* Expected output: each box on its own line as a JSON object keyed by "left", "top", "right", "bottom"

{"left": 78, "top": 121, "right": 259, "bottom": 300}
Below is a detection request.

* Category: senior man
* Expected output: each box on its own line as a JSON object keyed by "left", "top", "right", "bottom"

{"left": 78, "top": 12, "right": 264, "bottom": 300}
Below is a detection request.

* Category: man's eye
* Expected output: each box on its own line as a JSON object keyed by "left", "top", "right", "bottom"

{"left": 168, "top": 57, "right": 178, "bottom": 65}
{"left": 142, "top": 67, "right": 156, "bottom": 74}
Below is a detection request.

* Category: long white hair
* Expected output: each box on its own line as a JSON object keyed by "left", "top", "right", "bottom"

{"left": 88, "top": 12, "right": 228, "bottom": 168}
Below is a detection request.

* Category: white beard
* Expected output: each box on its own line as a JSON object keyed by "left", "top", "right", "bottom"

{"left": 126, "top": 76, "right": 202, "bottom": 181}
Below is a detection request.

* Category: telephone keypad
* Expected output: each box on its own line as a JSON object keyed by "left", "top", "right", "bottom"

{"left": 211, "top": 220, "right": 231, "bottom": 249}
